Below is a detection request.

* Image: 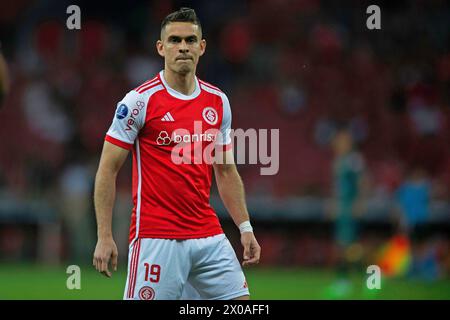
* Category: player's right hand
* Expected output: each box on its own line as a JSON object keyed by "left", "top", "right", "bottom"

{"left": 93, "top": 237, "right": 118, "bottom": 278}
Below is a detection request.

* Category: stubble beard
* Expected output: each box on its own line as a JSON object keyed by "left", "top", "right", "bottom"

{"left": 176, "top": 61, "right": 194, "bottom": 75}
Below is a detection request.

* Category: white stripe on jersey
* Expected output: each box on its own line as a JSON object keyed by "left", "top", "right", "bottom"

{"left": 137, "top": 80, "right": 161, "bottom": 94}
{"left": 199, "top": 80, "right": 221, "bottom": 92}
{"left": 199, "top": 83, "right": 222, "bottom": 97}
{"left": 135, "top": 76, "right": 159, "bottom": 91}
{"left": 134, "top": 138, "right": 142, "bottom": 243}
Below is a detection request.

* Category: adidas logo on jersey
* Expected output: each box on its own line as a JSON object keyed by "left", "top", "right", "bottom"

{"left": 161, "top": 112, "right": 175, "bottom": 122}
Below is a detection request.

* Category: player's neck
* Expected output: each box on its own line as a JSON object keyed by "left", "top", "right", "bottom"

{"left": 162, "top": 69, "right": 196, "bottom": 96}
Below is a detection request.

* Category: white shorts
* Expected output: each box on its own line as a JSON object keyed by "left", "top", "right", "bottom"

{"left": 123, "top": 234, "right": 250, "bottom": 300}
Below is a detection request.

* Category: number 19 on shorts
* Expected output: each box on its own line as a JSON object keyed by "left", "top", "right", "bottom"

{"left": 144, "top": 263, "right": 161, "bottom": 283}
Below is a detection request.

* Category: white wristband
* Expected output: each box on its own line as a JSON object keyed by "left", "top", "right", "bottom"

{"left": 239, "top": 221, "right": 253, "bottom": 234}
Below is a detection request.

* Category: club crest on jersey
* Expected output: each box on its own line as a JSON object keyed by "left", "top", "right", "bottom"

{"left": 116, "top": 104, "right": 128, "bottom": 120}
{"left": 202, "top": 107, "right": 218, "bottom": 125}
{"left": 138, "top": 286, "right": 155, "bottom": 300}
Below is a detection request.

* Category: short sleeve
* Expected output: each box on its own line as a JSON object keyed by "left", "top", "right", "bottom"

{"left": 216, "top": 93, "right": 232, "bottom": 150}
{"left": 105, "top": 90, "right": 148, "bottom": 150}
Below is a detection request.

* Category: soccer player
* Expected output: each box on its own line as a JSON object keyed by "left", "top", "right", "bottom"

{"left": 92, "top": 7, "right": 261, "bottom": 300}
{"left": 328, "top": 128, "right": 365, "bottom": 297}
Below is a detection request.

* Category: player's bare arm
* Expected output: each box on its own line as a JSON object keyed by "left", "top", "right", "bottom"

{"left": 93, "top": 141, "right": 129, "bottom": 277}
{"left": 213, "top": 149, "right": 261, "bottom": 267}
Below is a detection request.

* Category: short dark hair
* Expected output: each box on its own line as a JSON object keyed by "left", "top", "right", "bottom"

{"left": 161, "top": 7, "right": 202, "bottom": 36}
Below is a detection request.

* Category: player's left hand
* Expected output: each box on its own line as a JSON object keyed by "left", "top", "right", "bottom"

{"left": 241, "top": 232, "right": 261, "bottom": 267}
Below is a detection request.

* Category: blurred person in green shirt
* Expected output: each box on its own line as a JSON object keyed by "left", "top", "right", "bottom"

{"left": 327, "top": 127, "right": 366, "bottom": 297}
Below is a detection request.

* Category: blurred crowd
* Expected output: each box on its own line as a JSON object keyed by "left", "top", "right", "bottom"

{"left": 0, "top": 0, "right": 449, "bottom": 269}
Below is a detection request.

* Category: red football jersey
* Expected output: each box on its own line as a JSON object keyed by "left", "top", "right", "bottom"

{"left": 105, "top": 71, "right": 232, "bottom": 242}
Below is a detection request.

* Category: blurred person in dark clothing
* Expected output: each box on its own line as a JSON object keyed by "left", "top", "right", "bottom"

{"left": 327, "top": 127, "right": 366, "bottom": 297}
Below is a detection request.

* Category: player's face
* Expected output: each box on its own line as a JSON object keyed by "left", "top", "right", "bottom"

{"left": 157, "top": 22, "right": 206, "bottom": 75}
{"left": 332, "top": 132, "right": 353, "bottom": 155}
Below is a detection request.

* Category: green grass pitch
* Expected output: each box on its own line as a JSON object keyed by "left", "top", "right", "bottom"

{"left": 0, "top": 264, "right": 449, "bottom": 299}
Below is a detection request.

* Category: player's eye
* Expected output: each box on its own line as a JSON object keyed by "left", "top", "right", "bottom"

{"left": 186, "top": 37, "right": 197, "bottom": 44}
{"left": 168, "top": 36, "right": 181, "bottom": 43}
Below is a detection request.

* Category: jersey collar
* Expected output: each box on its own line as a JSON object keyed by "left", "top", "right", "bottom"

{"left": 159, "top": 70, "right": 201, "bottom": 100}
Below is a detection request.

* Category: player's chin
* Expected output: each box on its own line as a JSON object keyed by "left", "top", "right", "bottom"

{"left": 178, "top": 68, "right": 193, "bottom": 76}
{"left": 175, "top": 61, "right": 194, "bottom": 72}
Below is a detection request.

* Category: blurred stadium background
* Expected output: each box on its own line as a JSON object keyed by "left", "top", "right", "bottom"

{"left": 0, "top": 0, "right": 449, "bottom": 299}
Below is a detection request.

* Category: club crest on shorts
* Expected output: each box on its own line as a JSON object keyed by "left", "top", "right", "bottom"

{"left": 139, "top": 286, "right": 155, "bottom": 300}
{"left": 202, "top": 107, "right": 218, "bottom": 125}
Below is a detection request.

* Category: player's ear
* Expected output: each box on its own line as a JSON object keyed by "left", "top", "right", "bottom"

{"left": 199, "top": 39, "right": 206, "bottom": 57}
{"left": 156, "top": 40, "right": 164, "bottom": 57}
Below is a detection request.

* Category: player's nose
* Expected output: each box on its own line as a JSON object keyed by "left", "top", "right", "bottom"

{"left": 179, "top": 40, "right": 189, "bottom": 52}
